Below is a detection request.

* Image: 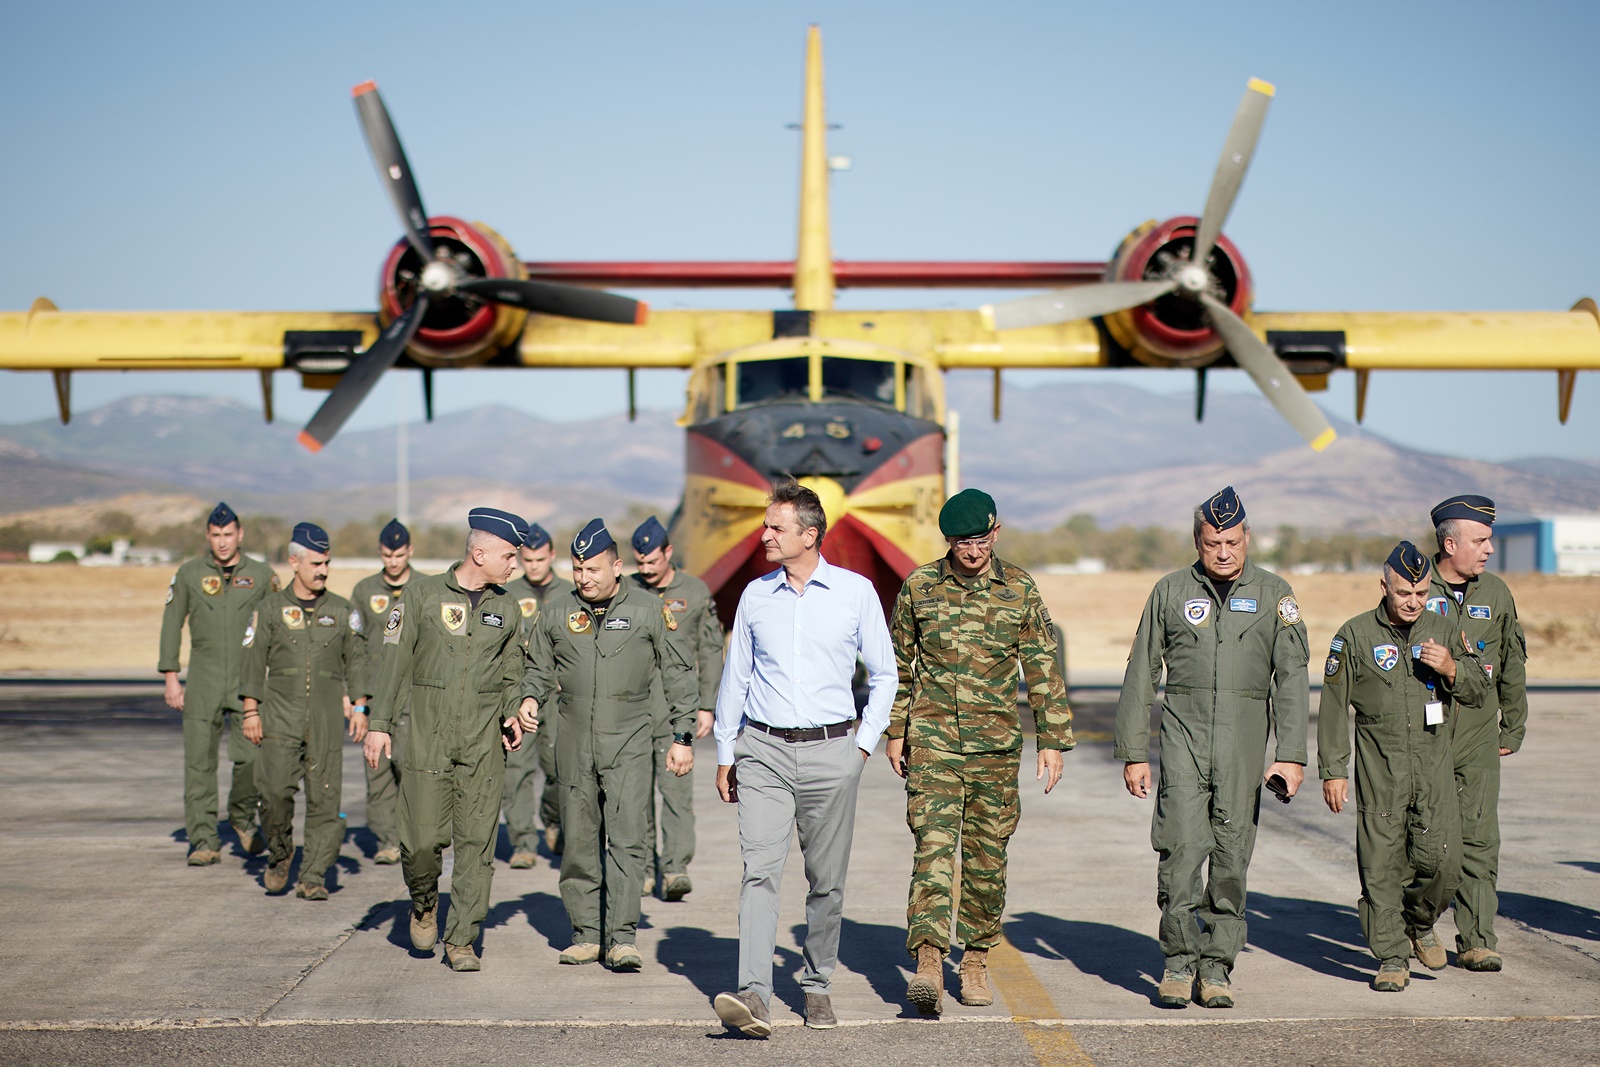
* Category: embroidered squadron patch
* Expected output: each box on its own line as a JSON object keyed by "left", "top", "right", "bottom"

{"left": 382, "top": 603, "right": 404, "bottom": 644}
{"left": 1466, "top": 604, "right": 1492, "bottom": 621}
{"left": 1229, "top": 598, "right": 1258, "bottom": 613}
{"left": 349, "top": 609, "right": 363, "bottom": 633}
{"left": 1425, "top": 597, "right": 1450, "bottom": 617}
{"left": 232, "top": 575, "right": 254, "bottom": 589}
{"left": 568, "top": 610, "right": 592, "bottom": 634}
{"left": 666, "top": 598, "right": 688, "bottom": 614}
{"left": 1038, "top": 605, "right": 1052, "bottom": 626}
{"left": 1183, "top": 598, "right": 1212, "bottom": 626}
{"left": 201, "top": 576, "right": 222, "bottom": 596}
{"left": 604, "top": 616, "right": 632, "bottom": 630}
{"left": 269, "top": 574, "right": 282, "bottom": 592}
{"left": 994, "top": 588, "right": 1021, "bottom": 602}
{"left": 282, "top": 606, "right": 305, "bottom": 630}
{"left": 369, "top": 594, "right": 390, "bottom": 615}
{"left": 1324, "top": 653, "right": 1341, "bottom": 677}
{"left": 441, "top": 603, "right": 467, "bottom": 633}
{"left": 242, "top": 611, "right": 258, "bottom": 648}
{"left": 1483, "top": 663, "right": 1495, "bottom": 680}
{"left": 663, "top": 603, "right": 678, "bottom": 631}
{"left": 1373, "top": 644, "right": 1400, "bottom": 671}
{"left": 1277, "top": 596, "right": 1301, "bottom": 625}
{"left": 518, "top": 597, "right": 538, "bottom": 618}
{"left": 165, "top": 581, "right": 174, "bottom": 605}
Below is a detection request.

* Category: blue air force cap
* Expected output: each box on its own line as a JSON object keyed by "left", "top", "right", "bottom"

{"left": 572, "top": 518, "right": 615, "bottom": 560}
{"left": 467, "top": 507, "right": 528, "bottom": 547}
{"left": 207, "top": 502, "right": 238, "bottom": 529}
{"left": 1199, "top": 485, "right": 1246, "bottom": 531}
{"left": 290, "top": 522, "right": 330, "bottom": 553}
{"left": 1385, "top": 540, "right": 1431, "bottom": 583}
{"left": 632, "top": 515, "right": 670, "bottom": 555}
{"left": 379, "top": 518, "right": 410, "bottom": 550}
{"left": 1430, "top": 495, "right": 1496, "bottom": 528}
{"left": 524, "top": 523, "right": 552, "bottom": 551}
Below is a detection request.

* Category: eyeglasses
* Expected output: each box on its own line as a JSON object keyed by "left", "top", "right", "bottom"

{"left": 950, "top": 532, "right": 996, "bottom": 550}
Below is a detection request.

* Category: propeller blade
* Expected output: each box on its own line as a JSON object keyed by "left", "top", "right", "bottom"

{"left": 1199, "top": 293, "right": 1336, "bottom": 451}
{"left": 982, "top": 279, "right": 1178, "bottom": 331}
{"left": 352, "top": 81, "right": 433, "bottom": 260}
{"left": 454, "top": 278, "right": 648, "bottom": 325}
{"left": 298, "top": 297, "right": 429, "bottom": 452}
{"left": 1191, "top": 78, "right": 1274, "bottom": 271}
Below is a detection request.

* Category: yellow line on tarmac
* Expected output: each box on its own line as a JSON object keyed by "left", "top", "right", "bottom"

{"left": 988, "top": 936, "right": 1098, "bottom": 1067}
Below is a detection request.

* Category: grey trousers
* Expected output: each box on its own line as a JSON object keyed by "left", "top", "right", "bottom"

{"left": 734, "top": 726, "right": 864, "bottom": 1004}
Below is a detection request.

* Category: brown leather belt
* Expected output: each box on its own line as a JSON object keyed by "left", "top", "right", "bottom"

{"left": 746, "top": 719, "right": 854, "bottom": 743}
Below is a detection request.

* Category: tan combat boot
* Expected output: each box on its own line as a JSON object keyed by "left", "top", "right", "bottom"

{"left": 959, "top": 949, "right": 994, "bottom": 1006}
{"left": 1458, "top": 947, "right": 1503, "bottom": 972}
{"left": 907, "top": 943, "right": 945, "bottom": 1016}
{"left": 1409, "top": 927, "right": 1448, "bottom": 971}
{"left": 410, "top": 906, "right": 438, "bottom": 952}
{"left": 263, "top": 859, "right": 290, "bottom": 894}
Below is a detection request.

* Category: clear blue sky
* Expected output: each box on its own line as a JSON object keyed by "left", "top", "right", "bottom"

{"left": 1, "top": 0, "right": 1596, "bottom": 459}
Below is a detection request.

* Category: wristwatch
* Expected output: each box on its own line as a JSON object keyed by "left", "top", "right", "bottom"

{"left": 353, "top": 704, "right": 369, "bottom": 715}
{"left": 672, "top": 731, "right": 694, "bottom": 746}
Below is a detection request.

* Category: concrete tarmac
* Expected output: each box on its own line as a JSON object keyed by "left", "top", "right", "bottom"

{"left": 1, "top": 683, "right": 1597, "bottom": 1066}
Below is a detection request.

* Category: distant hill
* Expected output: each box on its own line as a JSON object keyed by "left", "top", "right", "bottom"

{"left": 3, "top": 386, "right": 1598, "bottom": 533}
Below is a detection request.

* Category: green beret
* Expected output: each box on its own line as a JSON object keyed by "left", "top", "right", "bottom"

{"left": 939, "top": 489, "right": 998, "bottom": 539}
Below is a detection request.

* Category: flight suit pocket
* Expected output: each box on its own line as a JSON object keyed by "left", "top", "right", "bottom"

{"left": 1406, "top": 809, "right": 1445, "bottom": 877}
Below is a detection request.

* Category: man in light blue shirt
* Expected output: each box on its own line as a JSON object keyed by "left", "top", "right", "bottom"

{"left": 711, "top": 479, "right": 896, "bottom": 1037}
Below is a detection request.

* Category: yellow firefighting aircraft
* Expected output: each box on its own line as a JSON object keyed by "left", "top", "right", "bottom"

{"left": 2, "top": 26, "right": 1597, "bottom": 621}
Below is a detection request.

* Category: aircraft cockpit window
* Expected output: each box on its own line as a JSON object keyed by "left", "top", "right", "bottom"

{"left": 736, "top": 357, "right": 809, "bottom": 406}
{"left": 821, "top": 357, "right": 895, "bottom": 405}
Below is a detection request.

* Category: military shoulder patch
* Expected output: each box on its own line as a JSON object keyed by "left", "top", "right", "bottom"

{"left": 242, "top": 610, "right": 258, "bottom": 648}
{"left": 165, "top": 580, "right": 175, "bottom": 605}
{"left": 269, "top": 573, "right": 282, "bottom": 592}
{"left": 662, "top": 603, "right": 678, "bottom": 631}
{"left": 1466, "top": 604, "right": 1492, "bottom": 621}
{"left": 382, "top": 602, "right": 405, "bottom": 644}
{"left": 349, "top": 609, "right": 363, "bottom": 634}
{"left": 1330, "top": 636, "right": 1345, "bottom": 653}
{"left": 1324, "top": 653, "right": 1341, "bottom": 677}
{"left": 1277, "top": 596, "right": 1301, "bottom": 625}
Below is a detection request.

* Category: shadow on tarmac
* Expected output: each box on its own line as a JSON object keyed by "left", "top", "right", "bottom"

{"left": 833, "top": 918, "right": 921, "bottom": 1018}
{"left": 483, "top": 890, "right": 569, "bottom": 950}
{"left": 1499, "top": 891, "right": 1600, "bottom": 942}
{"left": 1243, "top": 892, "right": 1372, "bottom": 983}
{"left": 657, "top": 926, "right": 743, "bottom": 1003}
{"left": 1558, "top": 860, "right": 1600, "bottom": 875}
{"left": 1006, "top": 912, "right": 1162, "bottom": 999}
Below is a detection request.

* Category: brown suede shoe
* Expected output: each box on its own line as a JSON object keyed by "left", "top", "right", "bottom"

{"left": 713, "top": 990, "right": 772, "bottom": 1038}
{"left": 907, "top": 943, "right": 945, "bottom": 1017}
{"left": 804, "top": 992, "right": 838, "bottom": 1029}
{"left": 959, "top": 949, "right": 994, "bottom": 1006}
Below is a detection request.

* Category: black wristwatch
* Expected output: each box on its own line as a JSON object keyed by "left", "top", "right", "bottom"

{"left": 672, "top": 731, "right": 694, "bottom": 746}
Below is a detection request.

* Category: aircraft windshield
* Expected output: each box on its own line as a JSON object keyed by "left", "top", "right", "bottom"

{"left": 737, "top": 357, "right": 809, "bottom": 405}
{"left": 821, "top": 357, "right": 895, "bottom": 404}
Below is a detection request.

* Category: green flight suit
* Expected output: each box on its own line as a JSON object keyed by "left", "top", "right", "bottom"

{"left": 1114, "top": 559, "right": 1310, "bottom": 981}
{"left": 1425, "top": 566, "right": 1528, "bottom": 953}
{"left": 158, "top": 553, "right": 279, "bottom": 854}
{"left": 351, "top": 569, "right": 426, "bottom": 854}
{"left": 501, "top": 572, "right": 574, "bottom": 853}
{"left": 888, "top": 554, "right": 1073, "bottom": 956}
{"left": 240, "top": 589, "right": 368, "bottom": 889}
{"left": 522, "top": 581, "right": 697, "bottom": 948}
{"left": 630, "top": 569, "right": 724, "bottom": 882}
{"left": 1318, "top": 605, "right": 1487, "bottom": 965}
{"left": 372, "top": 564, "right": 524, "bottom": 950}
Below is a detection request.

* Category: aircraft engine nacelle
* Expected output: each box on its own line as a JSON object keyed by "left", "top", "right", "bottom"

{"left": 377, "top": 216, "right": 529, "bottom": 368}
{"left": 1101, "top": 216, "right": 1254, "bottom": 368}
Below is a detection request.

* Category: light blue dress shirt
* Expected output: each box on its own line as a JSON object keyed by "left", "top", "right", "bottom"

{"left": 714, "top": 555, "right": 896, "bottom": 765}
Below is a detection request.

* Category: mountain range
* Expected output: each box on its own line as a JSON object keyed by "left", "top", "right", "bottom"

{"left": 2, "top": 383, "right": 1597, "bottom": 533}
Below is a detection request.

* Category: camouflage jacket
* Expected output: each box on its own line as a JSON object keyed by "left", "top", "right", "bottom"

{"left": 888, "top": 554, "right": 1072, "bottom": 754}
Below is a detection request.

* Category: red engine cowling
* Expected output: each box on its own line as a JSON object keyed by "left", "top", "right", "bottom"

{"left": 1102, "top": 216, "right": 1253, "bottom": 368}
{"left": 377, "top": 216, "right": 529, "bottom": 367}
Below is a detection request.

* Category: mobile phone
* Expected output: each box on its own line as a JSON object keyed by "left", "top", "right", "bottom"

{"left": 1265, "top": 773, "right": 1291, "bottom": 804}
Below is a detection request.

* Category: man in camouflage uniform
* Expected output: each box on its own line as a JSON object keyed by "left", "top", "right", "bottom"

{"left": 885, "top": 489, "right": 1071, "bottom": 1016}
{"left": 1319, "top": 541, "right": 1486, "bottom": 991}
{"left": 350, "top": 518, "right": 424, "bottom": 865}
{"left": 1425, "top": 494, "right": 1529, "bottom": 972}
{"left": 1114, "top": 486, "right": 1309, "bottom": 1009}
{"left": 159, "top": 502, "right": 279, "bottom": 865}
{"left": 240, "top": 523, "right": 369, "bottom": 899}
{"left": 365, "top": 508, "right": 530, "bottom": 972}
{"left": 519, "top": 519, "right": 698, "bottom": 971}
{"left": 501, "top": 523, "right": 572, "bottom": 868}
{"left": 629, "top": 515, "right": 724, "bottom": 901}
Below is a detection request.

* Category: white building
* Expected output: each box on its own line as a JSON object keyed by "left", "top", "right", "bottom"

{"left": 1489, "top": 515, "right": 1600, "bottom": 576}
{"left": 28, "top": 541, "right": 85, "bottom": 563}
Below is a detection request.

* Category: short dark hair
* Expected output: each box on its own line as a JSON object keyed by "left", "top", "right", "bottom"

{"left": 769, "top": 478, "right": 827, "bottom": 545}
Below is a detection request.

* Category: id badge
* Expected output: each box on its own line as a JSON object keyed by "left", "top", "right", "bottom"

{"left": 1425, "top": 701, "right": 1444, "bottom": 726}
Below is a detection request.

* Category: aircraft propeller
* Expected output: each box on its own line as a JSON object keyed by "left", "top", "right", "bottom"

{"left": 297, "top": 82, "right": 649, "bottom": 452}
{"left": 981, "top": 78, "right": 1336, "bottom": 451}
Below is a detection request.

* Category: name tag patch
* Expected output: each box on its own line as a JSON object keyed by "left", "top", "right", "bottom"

{"left": 666, "top": 598, "right": 689, "bottom": 614}
{"left": 481, "top": 611, "right": 504, "bottom": 628}
{"left": 233, "top": 576, "right": 254, "bottom": 589}
{"left": 1466, "top": 604, "right": 1492, "bottom": 620}
{"left": 316, "top": 614, "right": 337, "bottom": 627}
{"left": 603, "top": 616, "right": 632, "bottom": 630}
{"left": 1229, "top": 598, "right": 1258, "bottom": 613}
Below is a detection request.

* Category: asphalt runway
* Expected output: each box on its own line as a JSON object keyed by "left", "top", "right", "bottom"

{"left": 1, "top": 682, "right": 1596, "bottom": 1066}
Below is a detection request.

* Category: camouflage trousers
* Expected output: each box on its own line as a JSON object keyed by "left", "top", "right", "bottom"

{"left": 905, "top": 746, "right": 1020, "bottom": 955}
